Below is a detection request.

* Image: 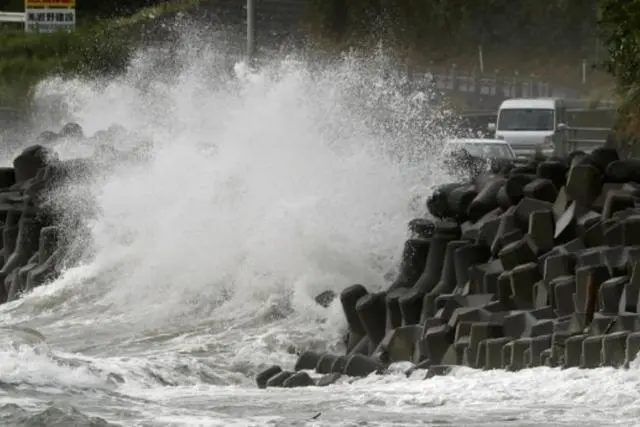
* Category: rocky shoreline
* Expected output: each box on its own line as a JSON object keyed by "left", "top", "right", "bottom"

{"left": 257, "top": 146, "right": 640, "bottom": 388}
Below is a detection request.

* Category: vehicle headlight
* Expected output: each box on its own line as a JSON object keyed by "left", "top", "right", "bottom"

{"left": 543, "top": 136, "right": 553, "bottom": 147}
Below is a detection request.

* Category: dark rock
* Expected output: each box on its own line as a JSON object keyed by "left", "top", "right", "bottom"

{"left": 314, "top": 290, "right": 336, "bottom": 308}
{"left": 256, "top": 365, "right": 282, "bottom": 389}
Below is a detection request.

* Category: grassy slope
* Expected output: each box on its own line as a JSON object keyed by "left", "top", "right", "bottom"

{"left": 0, "top": 0, "right": 202, "bottom": 108}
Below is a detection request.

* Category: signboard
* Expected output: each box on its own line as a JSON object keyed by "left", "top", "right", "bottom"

{"left": 24, "top": 0, "right": 75, "bottom": 33}
{"left": 26, "top": 0, "right": 75, "bottom": 7}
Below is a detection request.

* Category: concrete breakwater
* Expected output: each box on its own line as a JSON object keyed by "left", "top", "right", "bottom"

{"left": 257, "top": 146, "right": 640, "bottom": 388}
{"left": 0, "top": 123, "right": 148, "bottom": 305}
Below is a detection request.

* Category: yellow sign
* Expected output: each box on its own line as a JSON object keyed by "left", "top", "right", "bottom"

{"left": 25, "top": 0, "right": 75, "bottom": 8}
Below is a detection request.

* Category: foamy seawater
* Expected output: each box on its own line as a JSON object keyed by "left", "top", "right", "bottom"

{"left": 0, "top": 27, "right": 637, "bottom": 427}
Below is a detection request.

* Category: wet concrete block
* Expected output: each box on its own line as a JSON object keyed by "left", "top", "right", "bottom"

{"left": 602, "top": 331, "right": 629, "bottom": 368}
{"left": 424, "top": 364, "right": 454, "bottom": 379}
{"left": 614, "top": 313, "right": 640, "bottom": 333}
{"left": 375, "top": 325, "right": 422, "bottom": 363}
{"left": 447, "top": 307, "right": 493, "bottom": 331}
{"left": 385, "top": 288, "right": 406, "bottom": 331}
{"left": 454, "top": 243, "right": 491, "bottom": 289}
{"left": 514, "top": 197, "right": 554, "bottom": 230}
{"left": 330, "top": 356, "right": 349, "bottom": 374}
{"left": 625, "top": 332, "right": 640, "bottom": 366}
{"left": 266, "top": 371, "right": 294, "bottom": 388}
{"left": 529, "top": 334, "right": 552, "bottom": 367}
{"left": 580, "top": 335, "right": 604, "bottom": 369}
{"left": 588, "top": 146, "right": 620, "bottom": 174}
{"left": 404, "top": 359, "right": 432, "bottom": 377}
{"left": 498, "top": 236, "right": 538, "bottom": 270}
{"left": 540, "top": 348, "right": 552, "bottom": 366}
{"left": 398, "top": 288, "right": 424, "bottom": 326}
{"left": 602, "top": 190, "right": 635, "bottom": 220}
{"left": 467, "top": 322, "right": 503, "bottom": 369}
{"left": 294, "top": 351, "right": 322, "bottom": 371}
{"left": 388, "top": 238, "right": 431, "bottom": 291}
{"left": 419, "top": 324, "right": 454, "bottom": 364}
{"left": 427, "top": 183, "right": 463, "bottom": 219}
{"left": 605, "top": 159, "right": 640, "bottom": 183}
{"left": 523, "top": 178, "right": 557, "bottom": 203}
{"left": 553, "top": 186, "right": 570, "bottom": 221}
{"left": 497, "top": 271, "right": 512, "bottom": 304}
{"left": 447, "top": 184, "right": 478, "bottom": 222}
{"left": 530, "top": 319, "right": 555, "bottom": 337}
{"left": 563, "top": 334, "right": 587, "bottom": 368}
{"left": 414, "top": 236, "right": 456, "bottom": 294}
{"left": 576, "top": 246, "right": 606, "bottom": 268}
{"left": 537, "top": 160, "right": 568, "bottom": 190}
{"left": 576, "top": 210, "right": 601, "bottom": 241}
{"left": 598, "top": 276, "right": 628, "bottom": 314}
{"left": 283, "top": 372, "right": 315, "bottom": 388}
{"left": 543, "top": 252, "right": 576, "bottom": 292}
{"left": 530, "top": 305, "right": 556, "bottom": 320}
{"left": 38, "top": 225, "right": 59, "bottom": 264}
{"left": 316, "top": 372, "right": 342, "bottom": 386}
{"left": 622, "top": 215, "right": 640, "bottom": 246}
{"left": 566, "top": 163, "right": 603, "bottom": 207}
{"left": 583, "top": 220, "right": 605, "bottom": 247}
{"left": 343, "top": 354, "right": 385, "bottom": 377}
{"left": 528, "top": 209, "right": 555, "bottom": 255}
{"left": 620, "top": 262, "right": 640, "bottom": 313}
{"left": 490, "top": 206, "right": 518, "bottom": 257}
{"left": 426, "top": 240, "right": 469, "bottom": 306}
{"left": 315, "top": 354, "right": 339, "bottom": 374}
{"left": 340, "top": 284, "right": 368, "bottom": 348}
{"left": 256, "top": 365, "right": 282, "bottom": 389}
{"left": 408, "top": 218, "right": 435, "bottom": 239}
{"left": 355, "top": 291, "right": 387, "bottom": 349}
{"left": 604, "top": 220, "right": 624, "bottom": 247}
{"left": 554, "top": 201, "right": 577, "bottom": 242}
{"left": 468, "top": 259, "right": 503, "bottom": 294}
{"left": 510, "top": 262, "right": 541, "bottom": 309}
{"left": 534, "top": 281, "right": 550, "bottom": 309}
{"left": 503, "top": 310, "right": 537, "bottom": 339}
{"left": 575, "top": 264, "right": 611, "bottom": 322}
{"left": 505, "top": 338, "right": 530, "bottom": 371}
{"left": 505, "top": 174, "right": 536, "bottom": 206}
{"left": 477, "top": 216, "right": 502, "bottom": 248}
{"left": 551, "top": 331, "right": 571, "bottom": 366}
{"left": 467, "top": 177, "right": 505, "bottom": 222}
{"left": 496, "top": 184, "right": 511, "bottom": 210}
{"left": 601, "top": 246, "right": 628, "bottom": 276}
{"left": 484, "top": 337, "right": 511, "bottom": 370}
{"left": 552, "top": 276, "right": 576, "bottom": 316}
{"left": 589, "top": 313, "right": 617, "bottom": 335}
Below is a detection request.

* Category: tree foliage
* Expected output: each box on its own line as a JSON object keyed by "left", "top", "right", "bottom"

{"left": 308, "top": 0, "right": 599, "bottom": 58}
{"left": 598, "top": 0, "right": 640, "bottom": 91}
{"left": 597, "top": 0, "right": 640, "bottom": 153}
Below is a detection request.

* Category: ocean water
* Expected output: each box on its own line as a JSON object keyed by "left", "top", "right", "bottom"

{"left": 0, "top": 33, "right": 639, "bottom": 427}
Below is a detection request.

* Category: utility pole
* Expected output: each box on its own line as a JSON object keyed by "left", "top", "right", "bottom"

{"left": 246, "top": 0, "right": 255, "bottom": 65}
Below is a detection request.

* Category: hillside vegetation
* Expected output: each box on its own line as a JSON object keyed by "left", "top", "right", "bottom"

{"left": 0, "top": 0, "right": 200, "bottom": 108}
{"left": 305, "top": 0, "right": 612, "bottom": 91}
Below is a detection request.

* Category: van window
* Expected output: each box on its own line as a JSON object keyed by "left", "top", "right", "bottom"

{"left": 497, "top": 108, "right": 555, "bottom": 131}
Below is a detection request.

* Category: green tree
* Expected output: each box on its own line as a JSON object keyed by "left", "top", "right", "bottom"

{"left": 597, "top": 0, "right": 640, "bottom": 155}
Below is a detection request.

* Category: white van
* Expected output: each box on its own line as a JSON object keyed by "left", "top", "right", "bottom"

{"left": 488, "top": 98, "right": 567, "bottom": 157}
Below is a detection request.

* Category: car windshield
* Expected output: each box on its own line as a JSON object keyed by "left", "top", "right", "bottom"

{"left": 449, "top": 142, "right": 514, "bottom": 159}
{"left": 497, "top": 108, "right": 554, "bottom": 131}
